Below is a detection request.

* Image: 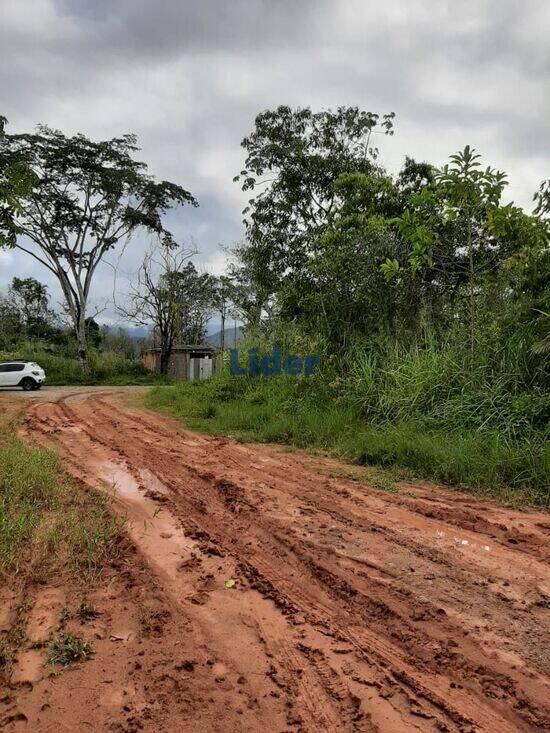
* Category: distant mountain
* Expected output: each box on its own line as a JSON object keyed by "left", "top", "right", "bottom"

{"left": 123, "top": 326, "right": 151, "bottom": 339}
{"left": 100, "top": 324, "right": 151, "bottom": 339}
{"left": 205, "top": 326, "right": 245, "bottom": 349}
{"left": 98, "top": 323, "right": 244, "bottom": 348}
{"left": 113, "top": 326, "right": 151, "bottom": 339}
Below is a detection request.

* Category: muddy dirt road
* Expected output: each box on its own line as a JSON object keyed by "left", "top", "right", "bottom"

{"left": 10, "top": 388, "right": 550, "bottom": 730}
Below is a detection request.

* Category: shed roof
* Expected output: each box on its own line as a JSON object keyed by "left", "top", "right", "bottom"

{"left": 143, "top": 345, "right": 217, "bottom": 354}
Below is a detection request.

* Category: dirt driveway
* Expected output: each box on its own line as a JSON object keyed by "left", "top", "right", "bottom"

{"left": 4, "top": 387, "right": 550, "bottom": 731}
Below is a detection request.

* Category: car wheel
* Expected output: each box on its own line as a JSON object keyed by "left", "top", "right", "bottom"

{"left": 21, "top": 378, "right": 36, "bottom": 391}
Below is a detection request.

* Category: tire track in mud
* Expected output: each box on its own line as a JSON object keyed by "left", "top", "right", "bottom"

{"left": 22, "top": 390, "right": 550, "bottom": 732}
{"left": 77, "top": 398, "right": 550, "bottom": 667}
{"left": 24, "top": 398, "right": 550, "bottom": 728}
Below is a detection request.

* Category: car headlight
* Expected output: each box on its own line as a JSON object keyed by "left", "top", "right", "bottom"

{"left": 32, "top": 371, "right": 39, "bottom": 376}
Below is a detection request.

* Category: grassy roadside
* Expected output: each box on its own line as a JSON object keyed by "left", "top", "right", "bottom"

{"left": 0, "top": 345, "right": 170, "bottom": 386}
{"left": 0, "top": 403, "right": 125, "bottom": 675}
{"left": 0, "top": 406, "right": 124, "bottom": 580}
{"left": 145, "top": 377, "right": 550, "bottom": 507}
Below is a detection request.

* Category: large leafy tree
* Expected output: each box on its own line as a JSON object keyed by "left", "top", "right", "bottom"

{"left": 0, "top": 297, "right": 23, "bottom": 348}
{"left": 434, "top": 146, "right": 508, "bottom": 355}
{"left": 516, "top": 179, "right": 550, "bottom": 357}
{"left": 287, "top": 160, "right": 436, "bottom": 344}
{"left": 0, "top": 123, "right": 197, "bottom": 368}
{"left": 388, "top": 148, "right": 547, "bottom": 356}
{"left": 235, "top": 106, "right": 395, "bottom": 294}
{"left": 225, "top": 242, "right": 277, "bottom": 330}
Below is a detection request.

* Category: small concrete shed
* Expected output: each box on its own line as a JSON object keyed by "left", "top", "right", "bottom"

{"left": 142, "top": 345, "right": 218, "bottom": 380}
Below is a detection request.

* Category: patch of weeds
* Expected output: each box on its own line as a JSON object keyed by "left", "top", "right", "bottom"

{"left": 369, "top": 475, "right": 399, "bottom": 493}
{"left": 1, "top": 408, "right": 125, "bottom": 582}
{"left": 0, "top": 639, "right": 13, "bottom": 675}
{"left": 77, "top": 600, "right": 99, "bottom": 622}
{"left": 313, "top": 463, "right": 400, "bottom": 493}
{"left": 28, "top": 638, "right": 48, "bottom": 650}
{"left": 57, "top": 606, "right": 71, "bottom": 628}
{"left": 48, "top": 632, "right": 92, "bottom": 666}
{"left": 64, "top": 488, "right": 126, "bottom": 581}
{"left": 0, "top": 598, "right": 30, "bottom": 676}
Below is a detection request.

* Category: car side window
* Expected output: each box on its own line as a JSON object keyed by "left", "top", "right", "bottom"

{"left": 0, "top": 365, "right": 7, "bottom": 372}
{"left": 0, "top": 364, "right": 25, "bottom": 372}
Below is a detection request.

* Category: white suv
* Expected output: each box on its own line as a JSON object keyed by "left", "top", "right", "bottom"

{"left": 0, "top": 361, "right": 46, "bottom": 390}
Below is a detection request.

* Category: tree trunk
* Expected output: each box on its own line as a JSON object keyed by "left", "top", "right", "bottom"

{"left": 220, "top": 308, "right": 225, "bottom": 352}
{"left": 75, "top": 312, "right": 90, "bottom": 373}
{"left": 467, "top": 213, "right": 475, "bottom": 362}
{"left": 159, "top": 345, "right": 171, "bottom": 376}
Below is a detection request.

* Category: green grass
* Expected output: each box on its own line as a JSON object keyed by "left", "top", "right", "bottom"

{"left": 0, "top": 406, "right": 124, "bottom": 580}
{"left": 48, "top": 632, "right": 93, "bottom": 666}
{"left": 0, "top": 344, "right": 170, "bottom": 386}
{"left": 145, "top": 374, "right": 550, "bottom": 507}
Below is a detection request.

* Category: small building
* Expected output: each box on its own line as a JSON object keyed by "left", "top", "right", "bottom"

{"left": 142, "top": 345, "right": 219, "bottom": 380}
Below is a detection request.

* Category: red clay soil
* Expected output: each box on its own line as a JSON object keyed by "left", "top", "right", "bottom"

{"left": 3, "top": 387, "right": 550, "bottom": 732}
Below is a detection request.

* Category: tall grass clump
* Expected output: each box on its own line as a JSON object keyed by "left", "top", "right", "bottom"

{"left": 345, "top": 335, "right": 549, "bottom": 439}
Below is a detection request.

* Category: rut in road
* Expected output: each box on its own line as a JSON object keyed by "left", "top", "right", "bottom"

{"left": 24, "top": 390, "right": 550, "bottom": 732}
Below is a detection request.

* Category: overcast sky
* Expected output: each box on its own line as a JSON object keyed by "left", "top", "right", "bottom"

{"left": 1, "top": 0, "right": 548, "bottom": 327}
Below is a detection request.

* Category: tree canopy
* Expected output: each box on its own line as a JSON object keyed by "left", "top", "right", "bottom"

{"left": 0, "top": 121, "right": 197, "bottom": 366}
{"left": 231, "top": 106, "right": 549, "bottom": 382}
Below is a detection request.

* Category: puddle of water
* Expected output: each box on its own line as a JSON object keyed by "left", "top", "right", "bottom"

{"left": 101, "top": 460, "right": 141, "bottom": 499}
{"left": 98, "top": 460, "right": 197, "bottom": 581}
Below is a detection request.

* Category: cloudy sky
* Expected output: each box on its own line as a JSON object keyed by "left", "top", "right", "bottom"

{"left": 1, "top": 0, "right": 548, "bottom": 327}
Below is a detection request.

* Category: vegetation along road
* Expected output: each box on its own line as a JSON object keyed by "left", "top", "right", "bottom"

{"left": 1, "top": 387, "right": 548, "bottom": 732}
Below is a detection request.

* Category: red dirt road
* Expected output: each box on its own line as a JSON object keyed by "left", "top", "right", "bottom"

{"left": 14, "top": 389, "right": 550, "bottom": 730}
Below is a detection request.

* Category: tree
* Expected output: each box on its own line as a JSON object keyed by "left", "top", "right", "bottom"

{"left": 0, "top": 296, "right": 23, "bottom": 348}
{"left": 8, "top": 276, "right": 58, "bottom": 340}
{"left": 101, "top": 326, "right": 138, "bottom": 360}
{"left": 85, "top": 317, "right": 103, "bottom": 348}
{"left": 226, "top": 242, "right": 277, "bottom": 330}
{"left": 435, "top": 147, "right": 508, "bottom": 356}
{"left": 211, "top": 275, "right": 237, "bottom": 351}
{"left": 176, "top": 266, "right": 214, "bottom": 345}
{"left": 120, "top": 246, "right": 213, "bottom": 375}
{"left": 0, "top": 116, "right": 36, "bottom": 246}
{"left": 0, "top": 123, "right": 197, "bottom": 369}
{"left": 235, "top": 106, "right": 395, "bottom": 291}
{"left": 533, "top": 179, "right": 550, "bottom": 219}
{"left": 521, "top": 179, "right": 550, "bottom": 357}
